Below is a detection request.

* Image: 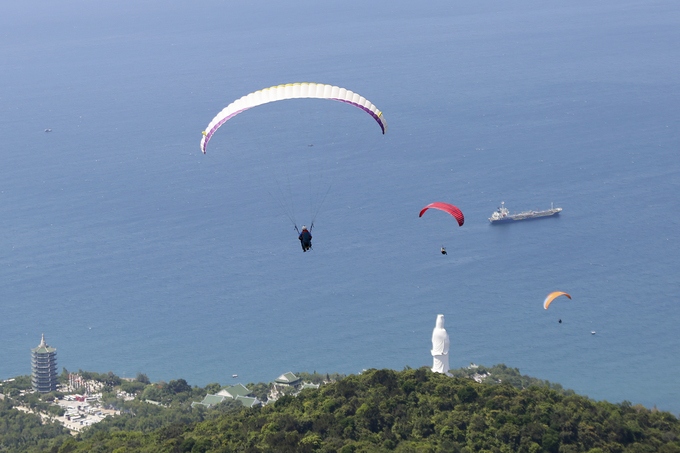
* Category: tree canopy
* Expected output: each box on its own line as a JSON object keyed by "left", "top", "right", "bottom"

{"left": 17, "top": 367, "right": 678, "bottom": 453}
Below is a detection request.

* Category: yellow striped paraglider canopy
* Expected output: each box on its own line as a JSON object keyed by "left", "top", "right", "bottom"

{"left": 543, "top": 291, "right": 571, "bottom": 310}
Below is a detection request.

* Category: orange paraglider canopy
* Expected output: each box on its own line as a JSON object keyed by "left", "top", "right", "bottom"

{"left": 543, "top": 291, "right": 571, "bottom": 310}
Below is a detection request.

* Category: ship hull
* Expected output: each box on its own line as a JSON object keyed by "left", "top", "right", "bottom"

{"left": 490, "top": 209, "right": 561, "bottom": 224}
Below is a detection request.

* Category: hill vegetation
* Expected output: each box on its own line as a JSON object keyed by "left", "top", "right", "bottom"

{"left": 2, "top": 366, "right": 680, "bottom": 452}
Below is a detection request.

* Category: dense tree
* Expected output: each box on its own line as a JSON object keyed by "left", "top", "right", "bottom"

{"left": 0, "top": 399, "right": 71, "bottom": 452}
{"left": 3, "top": 367, "right": 680, "bottom": 452}
{"left": 135, "top": 373, "right": 151, "bottom": 384}
{"left": 58, "top": 368, "right": 678, "bottom": 453}
{"left": 0, "top": 376, "right": 32, "bottom": 396}
{"left": 120, "top": 380, "right": 147, "bottom": 395}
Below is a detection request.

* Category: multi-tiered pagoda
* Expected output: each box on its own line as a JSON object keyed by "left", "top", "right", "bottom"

{"left": 31, "top": 334, "right": 58, "bottom": 393}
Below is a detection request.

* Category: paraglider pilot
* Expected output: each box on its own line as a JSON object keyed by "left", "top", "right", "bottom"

{"left": 441, "top": 247, "right": 447, "bottom": 255}
{"left": 299, "top": 226, "right": 312, "bottom": 252}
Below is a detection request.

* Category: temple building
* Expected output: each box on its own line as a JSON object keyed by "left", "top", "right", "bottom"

{"left": 31, "top": 334, "right": 58, "bottom": 393}
{"left": 191, "top": 383, "right": 260, "bottom": 409}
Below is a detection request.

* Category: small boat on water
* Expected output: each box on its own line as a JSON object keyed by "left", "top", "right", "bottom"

{"left": 489, "top": 202, "right": 562, "bottom": 223}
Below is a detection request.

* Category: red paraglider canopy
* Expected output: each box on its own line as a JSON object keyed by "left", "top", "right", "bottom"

{"left": 419, "top": 202, "right": 464, "bottom": 227}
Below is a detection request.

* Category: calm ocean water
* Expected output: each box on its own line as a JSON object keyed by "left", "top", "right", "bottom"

{"left": 1, "top": 0, "right": 679, "bottom": 413}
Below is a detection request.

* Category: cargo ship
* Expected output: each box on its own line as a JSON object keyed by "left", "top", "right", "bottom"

{"left": 489, "top": 202, "right": 562, "bottom": 223}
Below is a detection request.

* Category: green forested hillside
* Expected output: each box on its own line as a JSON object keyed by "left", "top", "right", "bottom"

{"left": 0, "top": 399, "right": 70, "bottom": 453}
{"left": 48, "top": 367, "right": 680, "bottom": 453}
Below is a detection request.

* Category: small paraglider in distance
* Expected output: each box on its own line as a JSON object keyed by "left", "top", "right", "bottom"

{"left": 44, "top": 128, "right": 52, "bottom": 132}
{"left": 298, "top": 225, "right": 312, "bottom": 252}
{"left": 544, "top": 291, "right": 571, "bottom": 324}
{"left": 419, "top": 202, "right": 464, "bottom": 253}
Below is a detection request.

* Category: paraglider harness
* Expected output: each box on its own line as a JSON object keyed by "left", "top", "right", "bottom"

{"left": 295, "top": 223, "right": 313, "bottom": 252}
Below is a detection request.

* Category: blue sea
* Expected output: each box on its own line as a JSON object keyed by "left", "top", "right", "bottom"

{"left": 1, "top": 0, "right": 679, "bottom": 414}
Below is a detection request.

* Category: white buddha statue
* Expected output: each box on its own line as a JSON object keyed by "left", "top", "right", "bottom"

{"left": 431, "top": 314, "right": 451, "bottom": 375}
